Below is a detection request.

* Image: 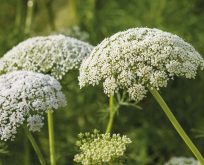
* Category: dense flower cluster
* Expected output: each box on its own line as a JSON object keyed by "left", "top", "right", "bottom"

{"left": 79, "top": 28, "right": 204, "bottom": 102}
{"left": 74, "top": 130, "right": 131, "bottom": 165}
{"left": 165, "top": 157, "right": 200, "bottom": 165}
{"left": 0, "top": 35, "right": 93, "bottom": 80}
{"left": 0, "top": 71, "right": 67, "bottom": 141}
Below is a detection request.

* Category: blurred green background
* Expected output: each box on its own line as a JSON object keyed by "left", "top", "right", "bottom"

{"left": 0, "top": 0, "right": 204, "bottom": 164}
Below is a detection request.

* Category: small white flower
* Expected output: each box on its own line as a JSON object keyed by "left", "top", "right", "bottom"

{"left": 0, "top": 71, "right": 67, "bottom": 141}
{"left": 27, "top": 115, "right": 44, "bottom": 132}
{"left": 79, "top": 28, "right": 204, "bottom": 101}
{"left": 103, "top": 76, "right": 118, "bottom": 96}
{"left": 0, "top": 35, "right": 94, "bottom": 80}
{"left": 165, "top": 157, "right": 200, "bottom": 165}
{"left": 128, "top": 84, "right": 147, "bottom": 102}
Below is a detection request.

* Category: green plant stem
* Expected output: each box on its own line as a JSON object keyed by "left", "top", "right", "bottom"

{"left": 24, "top": 127, "right": 46, "bottom": 165}
{"left": 25, "top": 0, "right": 34, "bottom": 34}
{"left": 149, "top": 87, "right": 204, "bottom": 164}
{"left": 15, "top": 0, "right": 22, "bottom": 28}
{"left": 45, "top": 0, "right": 56, "bottom": 30}
{"left": 106, "top": 95, "right": 115, "bottom": 133}
{"left": 47, "top": 110, "right": 56, "bottom": 165}
{"left": 24, "top": 133, "right": 30, "bottom": 165}
{"left": 38, "top": 0, "right": 56, "bottom": 30}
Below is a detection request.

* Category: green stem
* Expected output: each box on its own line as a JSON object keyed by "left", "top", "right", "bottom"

{"left": 25, "top": 0, "right": 34, "bottom": 34}
{"left": 45, "top": 0, "right": 56, "bottom": 30}
{"left": 24, "top": 127, "right": 46, "bottom": 165}
{"left": 15, "top": 0, "right": 22, "bottom": 28}
{"left": 106, "top": 95, "right": 115, "bottom": 133}
{"left": 149, "top": 87, "right": 204, "bottom": 164}
{"left": 47, "top": 110, "right": 56, "bottom": 165}
{"left": 24, "top": 133, "right": 30, "bottom": 165}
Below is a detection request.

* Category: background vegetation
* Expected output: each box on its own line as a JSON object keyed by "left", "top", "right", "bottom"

{"left": 0, "top": 0, "right": 204, "bottom": 164}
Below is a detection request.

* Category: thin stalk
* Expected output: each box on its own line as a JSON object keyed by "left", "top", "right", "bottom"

{"left": 24, "top": 127, "right": 46, "bottom": 165}
{"left": 47, "top": 110, "right": 56, "bottom": 165}
{"left": 15, "top": 0, "right": 22, "bottom": 28}
{"left": 25, "top": 0, "right": 34, "bottom": 34}
{"left": 106, "top": 95, "right": 115, "bottom": 133}
{"left": 149, "top": 87, "right": 204, "bottom": 164}
{"left": 38, "top": 0, "right": 56, "bottom": 30}
{"left": 69, "top": 0, "right": 78, "bottom": 24}
{"left": 45, "top": 0, "right": 56, "bottom": 30}
{"left": 24, "top": 134, "right": 30, "bottom": 165}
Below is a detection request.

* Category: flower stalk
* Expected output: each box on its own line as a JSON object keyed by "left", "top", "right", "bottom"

{"left": 24, "top": 127, "right": 46, "bottom": 165}
{"left": 106, "top": 95, "right": 115, "bottom": 133}
{"left": 48, "top": 110, "right": 56, "bottom": 165}
{"left": 25, "top": 0, "right": 34, "bottom": 34}
{"left": 149, "top": 87, "right": 204, "bottom": 164}
{"left": 24, "top": 134, "right": 30, "bottom": 165}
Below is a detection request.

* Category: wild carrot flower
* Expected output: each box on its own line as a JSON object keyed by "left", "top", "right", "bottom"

{"left": 165, "top": 157, "right": 200, "bottom": 165}
{"left": 0, "top": 71, "right": 66, "bottom": 141}
{"left": 79, "top": 28, "right": 204, "bottom": 163}
{"left": 79, "top": 28, "right": 204, "bottom": 102}
{"left": 74, "top": 130, "right": 131, "bottom": 165}
{"left": 0, "top": 35, "right": 93, "bottom": 80}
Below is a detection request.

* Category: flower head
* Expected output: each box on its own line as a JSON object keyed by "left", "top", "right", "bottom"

{"left": 0, "top": 71, "right": 67, "bottom": 141}
{"left": 0, "top": 35, "right": 93, "bottom": 80}
{"left": 165, "top": 157, "right": 200, "bottom": 165}
{"left": 74, "top": 130, "right": 131, "bottom": 165}
{"left": 79, "top": 28, "right": 204, "bottom": 101}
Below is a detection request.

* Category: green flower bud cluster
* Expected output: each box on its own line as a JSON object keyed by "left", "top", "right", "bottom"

{"left": 74, "top": 130, "right": 131, "bottom": 165}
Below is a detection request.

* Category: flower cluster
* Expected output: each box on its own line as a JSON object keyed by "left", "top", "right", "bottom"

{"left": 74, "top": 130, "right": 131, "bottom": 165}
{"left": 79, "top": 28, "right": 204, "bottom": 102}
{"left": 0, "top": 35, "right": 93, "bottom": 80}
{"left": 0, "top": 71, "right": 67, "bottom": 141}
{"left": 165, "top": 157, "right": 200, "bottom": 165}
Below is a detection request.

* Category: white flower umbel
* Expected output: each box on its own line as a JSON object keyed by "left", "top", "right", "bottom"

{"left": 79, "top": 28, "right": 204, "bottom": 163}
{"left": 165, "top": 157, "right": 200, "bottom": 165}
{"left": 74, "top": 130, "right": 131, "bottom": 165}
{"left": 79, "top": 28, "right": 204, "bottom": 101}
{"left": 0, "top": 71, "right": 66, "bottom": 141}
{"left": 0, "top": 35, "right": 93, "bottom": 80}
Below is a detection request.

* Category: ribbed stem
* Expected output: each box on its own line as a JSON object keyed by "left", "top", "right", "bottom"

{"left": 24, "top": 127, "right": 46, "bottom": 165}
{"left": 149, "top": 87, "right": 204, "bottom": 164}
{"left": 47, "top": 110, "right": 56, "bottom": 165}
{"left": 106, "top": 95, "right": 115, "bottom": 133}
